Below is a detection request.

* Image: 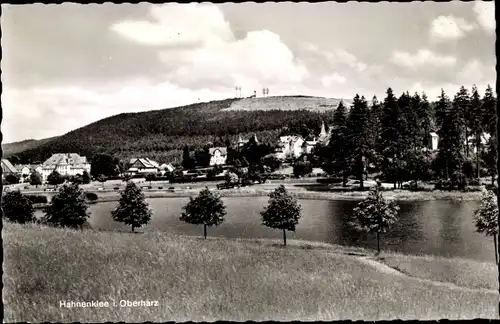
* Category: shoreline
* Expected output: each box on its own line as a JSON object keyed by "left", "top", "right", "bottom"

{"left": 29, "top": 187, "right": 484, "bottom": 206}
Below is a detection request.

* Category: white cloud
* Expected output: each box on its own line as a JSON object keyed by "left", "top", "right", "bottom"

{"left": 303, "top": 44, "right": 367, "bottom": 73}
{"left": 111, "top": 3, "right": 233, "bottom": 46}
{"left": 391, "top": 49, "right": 457, "bottom": 69}
{"left": 473, "top": 1, "right": 495, "bottom": 32}
{"left": 430, "top": 15, "right": 475, "bottom": 40}
{"left": 112, "top": 4, "right": 308, "bottom": 93}
{"left": 321, "top": 73, "right": 347, "bottom": 87}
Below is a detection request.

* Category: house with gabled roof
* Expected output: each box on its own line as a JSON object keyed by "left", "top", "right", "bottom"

{"left": 127, "top": 158, "right": 160, "bottom": 174}
{"left": 2, "top": 159, "right": 18, "bottom": 179}
{"left": 209, "top": 147, "right": 227, "bottom": 166}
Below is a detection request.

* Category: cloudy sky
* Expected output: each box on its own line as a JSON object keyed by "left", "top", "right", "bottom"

{"left": 1, "top": 1, "right": 496, "bottom": 143}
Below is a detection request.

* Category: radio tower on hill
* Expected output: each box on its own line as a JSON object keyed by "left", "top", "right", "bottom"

{"left": 235, "top": 86, "right": 242, "bottom": 98}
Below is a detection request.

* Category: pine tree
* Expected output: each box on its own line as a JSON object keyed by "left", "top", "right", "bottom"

{"left": 380, "top": 88, "right": 405, "bottom": 188}
{"left": 261, "top": 185, "right": 301, "bottom": 246}
{"left": 112, "top": 181, "right": 152, "bottom": 232}
{"left": 346, "top": 94, "right": 372, "bottom": 189}
{"left": 482, "top": 84, "right": 497, "bottom": 137}
{"left": 350, "top": 183, "right": 400, "bottom": 254}
{"left": 182, "top": 145, "right": 195, "bottom": 170}
{"left": 180, "top": 188, "right": 226, "bottom": 239}
{"left": 417, "top": 92, "right": 435, "bottom": 148}
{"left": 43, "top": 183, "right": 90, "bottom": 228}
{"left": 474, "top": 189, "right": 499, "bottom": 264}
{"left": 469, "top": 85, "right": 484, "bottom": 179}
{"left": 436, "top": 90, "right": 465, "bottom": 187}
{"left": 453, "top": 86, "right": 471, "bottom": 157}
{"left": 323, "top": 101, "right": 351, "bottom": 185}
{"left": 369, "top": 96, "right": 384, "bottom": 172}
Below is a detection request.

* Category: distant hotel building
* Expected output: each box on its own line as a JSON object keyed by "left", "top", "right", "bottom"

{"left": 41, "top": 153, "right": 91, "bottom": 181}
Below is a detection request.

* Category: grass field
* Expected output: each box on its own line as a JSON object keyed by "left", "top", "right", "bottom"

{"left": 3, "top": 221, "right": 497, "bottom": 322}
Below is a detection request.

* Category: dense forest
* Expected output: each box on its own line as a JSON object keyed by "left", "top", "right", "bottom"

{"left": 314, "top": 84, "right": 497, "bottom": 189}
{"left": 8, "top": 97, "right": 336, "bottom": 165}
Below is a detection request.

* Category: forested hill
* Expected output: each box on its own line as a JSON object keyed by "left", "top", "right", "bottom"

{"left": 2, "top": 137, "right": 60, "bottom": 158}
{"left": 9, "top": 96, "right": 342, "bottom": 165}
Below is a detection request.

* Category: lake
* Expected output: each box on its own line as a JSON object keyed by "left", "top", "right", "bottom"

{"left": 35, "top": 197, "right": 493, "bottom": 262}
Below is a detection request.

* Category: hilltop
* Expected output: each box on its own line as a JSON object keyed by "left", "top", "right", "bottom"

{"left": 222, "top": 95, "right": 353, "bottom": 112}
{"left": 7, "top": 96, "right": 344, "bottom": 165}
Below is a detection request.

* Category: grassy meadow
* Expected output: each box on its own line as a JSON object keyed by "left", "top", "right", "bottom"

{"left": 3, "top": 221, "right": 497, "bottom": 322}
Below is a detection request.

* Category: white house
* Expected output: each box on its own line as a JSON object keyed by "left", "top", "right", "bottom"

{"left": 464, "top": 132, "right": 491, "bottom": 154}
{"left": 159, "top": 163, "right": 175, "bottom": 174}
{"left": 429, "top": 132, "right": 439, "bottom": 151}
{"left": 127, "top": 158, "right": 160, "bottom": 174}
{"left": 209, "top": 147, "right": 227, "bottom": 166}
{"left": 275, "top": 136, "right": 305, "bottom": 160}
{"left": 41, "top": 153, "right": 91, "bottom": 181}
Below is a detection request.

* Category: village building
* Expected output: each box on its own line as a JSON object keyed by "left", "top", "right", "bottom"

{"left": 159, "top": 163, "right": 175, "bottom": 175}
{"left": 209, "top": 147, "right": 227, "bottom": 166}
{"left": 274, "top": 122, "right": 331, "bottom": 161}
{"left": 1, "top": 159, "right": 18, "bottom": 180}
{"left": 41, "top": 153, "right": 91, "bottom": 181}
{"left": 464, "top": 132, "right": 491, "bottom": 154}
{"left": 127, "top": 158, "right": 160, "bottom": 174}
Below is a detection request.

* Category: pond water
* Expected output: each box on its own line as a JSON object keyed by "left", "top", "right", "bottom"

{"left": 35, "top": 197, "right": 493, "bottom": 262}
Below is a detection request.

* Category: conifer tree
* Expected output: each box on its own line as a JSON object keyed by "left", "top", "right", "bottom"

{"left": 436, "top": 90, "right": 465, "bottom": 187}
{"left": 347, "top": 94, "right": 372, "bottom": 189}
{"left": 469, "top": 85, "right": 484, "bottom": 179}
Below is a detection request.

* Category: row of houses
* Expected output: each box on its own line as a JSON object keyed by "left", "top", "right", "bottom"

{"left": 1, "top": 126, "right": 492, "bottom": 182}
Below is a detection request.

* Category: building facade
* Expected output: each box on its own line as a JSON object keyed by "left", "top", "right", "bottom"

{"left": 127, "top": 158, "right": 160, "bottom": 174}
{"left": 209, "top": 147, "right": 227, "bottom": 166}
{"left": 41, "top": 153, "right": 91, "bottom": 181}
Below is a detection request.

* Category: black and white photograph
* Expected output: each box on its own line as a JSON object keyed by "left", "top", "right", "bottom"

{"left": 1, "top": 1, "right": 498, "bottom": 322}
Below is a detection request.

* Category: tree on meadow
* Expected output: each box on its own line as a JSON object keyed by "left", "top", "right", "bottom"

{"left": 350, "top": 183, "right": 400, "bottom": 254}
{"left": 179, "top": 188, "right": 226, "bottom": 239}
{"left": 90, "top": 153, "right": 121, "bottom": 179}
{"left": 261, "top": 185, "right": 301, "bottom": 246}
{"left": 2, "top": 190, "right": 36, "bottom": 224}
{"left": 474, "top": 189, "right": 499, "bottom": 264}
{"left": 346, "top": 94, "right": 372, "bottom": 189}
{"left": 43, "top": 183, "right": 90, "bottom": 229}
{"left": 112, "top": 181, "right": 152, "bottom": 232}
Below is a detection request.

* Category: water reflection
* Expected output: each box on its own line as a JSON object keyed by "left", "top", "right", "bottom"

{"left": 34, "top": 197, "right": 491, "bottom": 262}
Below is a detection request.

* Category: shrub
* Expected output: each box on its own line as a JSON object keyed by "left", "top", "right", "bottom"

{"left": 4, "top": 173, "right": 20, "bottom": 185}
{"left": 85, "top": 192, "right": 98, "bottom": 202}
{"left": 2, "top": 190, "right": 36, "bottom": 224}
{"left": 26, "top": 195, "right": 48, "bottom": 204}
{"left": 29, "top": 171, "right": 43, "bottom": 187}
{"left": 293, "top": 161, "right": 313, "bottom": 178}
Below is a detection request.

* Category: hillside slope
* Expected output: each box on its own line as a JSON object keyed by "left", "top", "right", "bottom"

{"left": 11, "top": 96, "right": 342, "bottom": 165}
{"left": 2, "top": 137, "right": 59, "bottom": 158}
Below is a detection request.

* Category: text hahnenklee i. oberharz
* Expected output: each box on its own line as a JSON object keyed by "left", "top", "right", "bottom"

{"left": 59, "top": 300, "right": 160, "bottom": 308}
